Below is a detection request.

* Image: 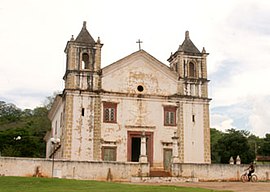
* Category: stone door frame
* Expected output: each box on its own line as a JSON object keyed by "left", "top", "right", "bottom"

{"left": 127, "top": 131, "right": 153, "bottom": 166}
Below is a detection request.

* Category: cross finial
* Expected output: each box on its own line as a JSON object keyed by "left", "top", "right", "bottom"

{"left": 83, "top": 21, "right": 87, "bottom": 29}
{"left": 136, "top": 39, "right": 143, "bottom": 50}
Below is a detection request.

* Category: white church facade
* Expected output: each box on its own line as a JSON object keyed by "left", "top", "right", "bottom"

{"left": 46, "top": 22, "right": 211, "bottom": 171}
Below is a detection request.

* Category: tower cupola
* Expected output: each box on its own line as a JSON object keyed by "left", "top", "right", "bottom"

{"left": 63, "top": 21, "right": 103, "bottom": 91}
{"left": 168, "top": 31, "right": 209, "bottom": 98}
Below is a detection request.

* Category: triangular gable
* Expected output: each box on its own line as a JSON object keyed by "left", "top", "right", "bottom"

{"left": 102, "top": 49, "right": 178, "bottom": 81}
{"left": 102, "top": 50, "right": 178, "bottom": 96}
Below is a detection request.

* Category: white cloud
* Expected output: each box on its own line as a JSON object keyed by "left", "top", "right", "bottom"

{"left": 248, "top": 96, "right": 270, "bottom": 137}
{"left": 211, "top": 113, "right": 234, "bottom": 133}
{"left": 211, "top": 96, "right": 270, "bottom": 137}
{"left": 0, "top": 0, "right": 270, "bottom": 137}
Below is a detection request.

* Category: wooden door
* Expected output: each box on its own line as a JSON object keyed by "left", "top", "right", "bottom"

{"left": 163, "top": 149, "right": 172, "bottom": 171}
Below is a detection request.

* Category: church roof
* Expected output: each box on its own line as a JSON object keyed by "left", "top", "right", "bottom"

{"left": 75, "top": 21, "right": 96, "bottom": 45}
{"left": 178, "top": 31, "right": 200, "bottom": 54}
{"left": 102, "top": 49, "right": 178, "bottom": 80}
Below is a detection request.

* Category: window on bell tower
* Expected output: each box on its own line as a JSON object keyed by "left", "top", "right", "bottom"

{"left": 188, "top": 62, "right": 196, "bottom": 78}
{"left": 82, "top": 53, "right": 90, "bottom": 69}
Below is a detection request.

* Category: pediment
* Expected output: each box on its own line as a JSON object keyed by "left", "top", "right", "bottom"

{"left": 102, "top": 50, "right": 178, "bottom": 96}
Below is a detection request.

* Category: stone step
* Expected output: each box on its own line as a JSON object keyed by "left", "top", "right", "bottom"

{"left": 149, "top": 170, "right": 172, "bottom": 177}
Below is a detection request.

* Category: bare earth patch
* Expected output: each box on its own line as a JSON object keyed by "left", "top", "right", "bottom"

{"left": 169, "top": 182, "right": 270, "bottom": 192}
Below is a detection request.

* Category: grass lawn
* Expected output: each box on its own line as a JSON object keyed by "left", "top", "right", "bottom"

{"left": 0, "top": 176, "right": 230, "bottom": 192}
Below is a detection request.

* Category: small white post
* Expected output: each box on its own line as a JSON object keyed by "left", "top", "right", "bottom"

{"left": 236, "top": 155, "right": 241, "bottom": 164}
{"left": 229, "top": 156, "right": 234, "bottom": 164}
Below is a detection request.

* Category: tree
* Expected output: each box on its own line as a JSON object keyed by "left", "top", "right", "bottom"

{"left": 43, "top": 91, "right": 61, "bottom": 110}
{"left": 217, "top": 129, "right": 255, "bottom": 164}
{"left": 0, "top": 100, "right": 51, "bottom": 158}
{"left": 257, "top": 134, "right": 270, "bottom": 156}
{"left": 210, "top": 128, "right": 224, "bottom": 163}
{"left": 0, "top": 101, "right": 22, "bottom": 127}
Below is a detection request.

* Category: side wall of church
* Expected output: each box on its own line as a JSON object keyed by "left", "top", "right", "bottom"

{"left": 69, "top": 93, "right": 95, "bottom": 161}
{"left": 182, "top": 102, "right": 205, "bottom": 163}
{"left": 48, "top": 102, "right": 64, "bottom": 158}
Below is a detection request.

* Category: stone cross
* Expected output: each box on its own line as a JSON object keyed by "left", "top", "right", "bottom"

{"left": 136, "top": 39, "right": 143, "bottom": 50}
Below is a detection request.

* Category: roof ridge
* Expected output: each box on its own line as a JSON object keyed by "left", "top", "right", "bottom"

{"left": 178, "top": 31, "right": 200, "bottom": 54}
{"left": 75, "top": 21, "right": 96, "bottom": 44}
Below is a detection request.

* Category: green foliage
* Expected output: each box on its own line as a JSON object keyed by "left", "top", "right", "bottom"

{"left": 217, "top": 129, "right": 255, "bottom": 164}
{"left": 0, "top": 101, "right": 21, "bottom": 122}
{"left": 257, "top": 134, "right": 270, "bottom": 156}
{"left": 0, "top": 101, "right": 50, "bottom": 158}
{"left": 210, "top": 128, "right": 224, "bottom": 163}
{"left": 211, "top": 129, "right": 262, "bottom": 164}
{"left": 210, "top": 128, "right": 270, "bottom": 164}
{"left": 0, "top": 177, "right": 230, "bottom": 192}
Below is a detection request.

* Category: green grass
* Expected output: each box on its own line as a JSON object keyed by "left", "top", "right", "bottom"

{"left": 0, "top": 176, "right": 229, "bottom": 192}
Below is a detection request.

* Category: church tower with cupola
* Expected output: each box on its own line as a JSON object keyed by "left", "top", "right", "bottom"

{"left": 168, "top": 31, "right": 211, "bottom": 163}
{"left": 168, "top": 31, "right": 209, "bottom": 98}
{"left": 59, "top": 21, "right": 103, "bottom": 160}
{"left": 64, "top": 21, "right": 102, "bottom": 91}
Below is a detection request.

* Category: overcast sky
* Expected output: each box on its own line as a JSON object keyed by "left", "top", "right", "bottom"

{"left": 1, "top": 0, "right": 270, "bottom": 137}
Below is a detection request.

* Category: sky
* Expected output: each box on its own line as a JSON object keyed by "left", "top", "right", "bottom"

{"left": 0, "top": 0, "right": 270, "bottom": 137}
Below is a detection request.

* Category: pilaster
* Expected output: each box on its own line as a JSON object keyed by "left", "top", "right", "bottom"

{"left": 203, "top": 103, "right": 211, "bottom": 163}
{"left": 93, "top": 96, "right": 101, "bottom": 160}
{"left": 63, "top": 94, "right": 74, "bottom": 159}
{"left": 201, "top": 53, "right": 208, "bottom": 79}
{"left": 177, "top": 102, "right": 184, "bottom": 163}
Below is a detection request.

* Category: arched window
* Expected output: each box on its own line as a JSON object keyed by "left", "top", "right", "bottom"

{"left": 82, "top": 53, "right": 90, "bottom": 69}
{"left": 189, "top": 62, "right": 196, "bottom": 78}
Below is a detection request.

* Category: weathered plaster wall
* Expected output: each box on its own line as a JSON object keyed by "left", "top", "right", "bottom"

{"left": 1, "top": 157, "right": 270, "bottom": 182}
{"left": 101, "top": 95, "right": 178, "bottom": 167}
{"left": 183, "top": 102, "right": 204, "bottom": 163}
{"left": 102, "top": 56, "right": 178, "bottom": 96}
{"left": 0, "top": 157, "right": 141, "bottom": 181}
{"left": 172, "top": 163, "right": 270, "bottom": 181}
{"left": 71, "top": 94, "right": 94, "bottom": 161}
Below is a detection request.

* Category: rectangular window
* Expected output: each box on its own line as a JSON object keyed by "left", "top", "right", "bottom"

{"left": 102, "top": 147, "right": 116, "bottom": 161}
{"left": 164, "top": 106, "right": 177, "bottom": 126}
{"left": 81, "top": 108, "right": 85, "bottom": 116}
{"left": 103, "top": 102, "right": 117, "bottom": 123}
{"left": 192, "top": 115, "right": 195, "bottom": 122}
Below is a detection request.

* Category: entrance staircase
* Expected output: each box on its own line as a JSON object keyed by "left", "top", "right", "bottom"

{"left": 149, "top": 169, "right": 171, "bottom": 177}
{"left": 131, "top": 167, "right": 198, "bottom": 183}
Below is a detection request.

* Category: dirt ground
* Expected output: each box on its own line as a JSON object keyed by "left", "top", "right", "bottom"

{"left": 170, "top": 182, "right": 270, "bottom": 192}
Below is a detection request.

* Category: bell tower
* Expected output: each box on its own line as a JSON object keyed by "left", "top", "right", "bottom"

{"left": 168, "top": 31, "right": 209, "bottom": 98}
{"left": 63, "top": 21, "right": 103, "bottom": 91}
{"left": 168, "top": 31, "right": 211, "bottom": 164}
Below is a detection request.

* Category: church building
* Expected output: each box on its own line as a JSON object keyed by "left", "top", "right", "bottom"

{"left": 46, "top": 21, "right": 211, "bottom": 170}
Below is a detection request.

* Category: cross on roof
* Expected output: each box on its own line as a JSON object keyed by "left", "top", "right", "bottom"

{"left": 136, "top": 39, "right": 143, "bottom": 50}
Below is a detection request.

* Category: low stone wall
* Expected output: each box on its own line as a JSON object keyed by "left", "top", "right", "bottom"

{"left": 0, "top": 157, "right": 270, "bottom": 182}
{"left": 0, "top": 157, "right": 142, "bottom": 181}
{"left": 172, "top": 163, "right": 270, "bottom": 181}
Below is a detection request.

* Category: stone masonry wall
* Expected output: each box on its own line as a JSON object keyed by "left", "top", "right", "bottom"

{"left": 1, "top": 157, "right": 270, "bottom": 181}
{"left": 203, "top": 103, "right": 211, "bottom": 163}
{"left": 0, "top": 157, "right": 140, "bottom": 181}
{"left": 93, "top": 96, "right": 101, "bottom": 160}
